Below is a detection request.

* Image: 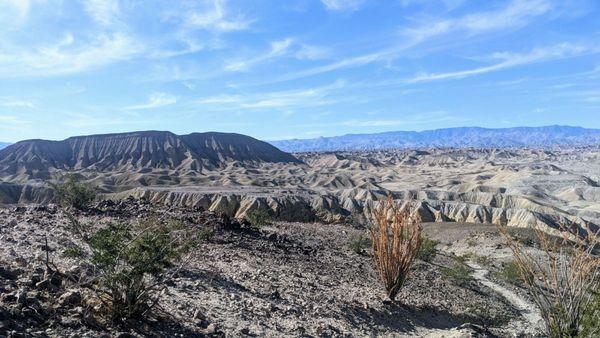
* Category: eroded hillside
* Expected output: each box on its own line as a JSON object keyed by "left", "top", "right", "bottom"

{"left": 2, "top": 143, "right": 598, "bottom": 235}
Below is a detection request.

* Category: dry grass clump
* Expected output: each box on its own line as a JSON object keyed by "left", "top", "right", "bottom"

{"left": 370, "top": 198, "right": 422, "bottom": 301}
{"left": 500, "top": 223, "right": 600, "bottom": 337}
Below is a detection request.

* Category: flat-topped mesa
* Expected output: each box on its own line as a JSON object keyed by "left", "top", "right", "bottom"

{"left": 0, "top": 131, "right": 301, "bottom": 179}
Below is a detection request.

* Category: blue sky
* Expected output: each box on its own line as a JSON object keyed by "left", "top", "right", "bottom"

{"left": 0, "top": 0, "right": 598, "bottom": 142}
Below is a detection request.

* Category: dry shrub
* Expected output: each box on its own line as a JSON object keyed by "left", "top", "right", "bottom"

{"left": 370, "top": 198, "right": 422, "bottom": 301}
{"left": 500, "top": 223, "right": 600, "bottom": 337}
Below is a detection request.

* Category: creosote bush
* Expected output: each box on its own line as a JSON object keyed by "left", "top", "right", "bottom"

{"left": 500, "top": 224, "right": 600, "bottom": 337}
{"left": 246, "top": 208, "right": 271, "bottom": 228}
{"left": 67, "top": 216, "right": 198, "bottom": 323}
{"left": 62, "top": 246, "right": 84, "bottom": 259}
{"left": 581, "top": 288, "right": 600, "bottom": 337}
{"left": 496, "top": 260, "right": 521, "bottom": 283}
{"left": 442, "top": 261, "right": 473, "bottom": 287}
{"left": 417, "top": 237, "right": 439, "bottom": 262}
{"left": 49, "top": 174, "right": 97, "bottom": 210}
{"left": 370, "top": 198, "right": 422, "bottom": 301}
{"left": 347, "top": 234, "right": 371, "bottom": 255}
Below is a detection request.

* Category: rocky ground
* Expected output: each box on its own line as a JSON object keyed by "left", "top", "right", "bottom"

{"left": 0, "top": 199, "right": 548, "bottom": 337}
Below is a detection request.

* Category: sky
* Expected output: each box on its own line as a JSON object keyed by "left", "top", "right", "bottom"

{"left": 0, "top": 0, "right": 599, "bottom": 143}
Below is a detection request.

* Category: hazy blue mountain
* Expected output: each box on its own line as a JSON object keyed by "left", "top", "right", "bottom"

{"left": 270, "top": 126, "right": 600, "bottom": 152}
{"left": 0, "top": 143, "right": 9, "bottom": 150}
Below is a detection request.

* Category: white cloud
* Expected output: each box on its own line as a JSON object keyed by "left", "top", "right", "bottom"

{"left": 399, "top": 0, "right": 466, "bottom": 9}
{"left": 274, "top": 49, "right": 396, "bottom": 82}
{"left": 83, "top": 0, "right": 121, "bottom": 26}
{"left": 407, "top": 43, "right": 593, "bottom": 83}
{"left": 1, "top": 100, "right": 35, "bottom": 108}
{"left": 295, "top": 44, "right": 331, "bottom": 60}
{"left": 197, "top": 81, "right": 346, "bottom": 110}
{"left": 225, "top": 38, "right": 294, "bottom": 72}
{"left": 184, "top": 0, "right": 252, "bottom": 32}
{"left": 0, "top": 0, "right": 32, "bottom": 21}
{"left": 402, "top": 0, "right": 551, "bottom": 43}
{"left": 125, "top": 92, "right": 178, "bottom": 110}
{"left": 0, "top": 33, "right": 143, "bottom": 77}
{"left": 269, "top": 0, "right": 552, "bottom": 83}
{"left": 321, "top": 0, "right": 365, "bottom": 11}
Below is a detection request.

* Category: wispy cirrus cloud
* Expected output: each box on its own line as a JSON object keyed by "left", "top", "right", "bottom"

{"left": 197, "top": 81, "right": 346, "bottom": 110}
{"left": 321, "top": 0, "right": 365, "bottom": 11}
{"left": 182, "top": 0, "right": 252, "bottom": 32}
{"left": 83, "top": 0, "right": 121, "bottom": 26}
{"left": 125, "top": 92, "right": 178, "bottom": 110}
{"left": 401, "top": 0, "right": 552, "bottom": 43}
{"left": 0, "top": 0, "right": 33, "bottom": 23}
{"left": 0, "top": 32, "right": 143, "bottom": 77}
{"left": 0, "top": 98, "right": 36, "bottom": 109}
{"left": 225, "top": 38, "right": 331, "bottom": 72}
{"left": 407, "top": 43, "right": 595, "bottom": 83}
{"left": 225, "top": 38, "right": 294, "bottom": 72}
{"left": 271, "top": 0, "right": 553, "bottom": 83}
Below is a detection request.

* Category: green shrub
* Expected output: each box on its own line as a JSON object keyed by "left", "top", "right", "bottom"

{"left": 475, "top": 255, "right": 494, "bottom": 267}
{"left": 442, "top": 262, "right": 473, "bottom": 287}
{"left": 581, "top": 288, "right": 600, "bottom": 337}
{"left": 62, "top": 246, "right": 84, "bottom": 258}
{"left": 198, "top": 228, "right": 215, "bottom": 241}
{"left": 417, "top": 237, "right": 439, "bottom": 262}
{"left": 496, "top": 260, "right": 521, "bottom": 283}
{"left": 49, "top": 174, "right": 97, "bottom": 210}
{"left": 246, "top": 209, "right": 271, "bottom": 228}
{"left": 347, "top": 234, "right": 370, "bottom": 254}
{"left": 67, "top": 217, "right": 197, "bottom": 322}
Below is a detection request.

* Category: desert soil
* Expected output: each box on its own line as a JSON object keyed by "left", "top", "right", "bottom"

{"left": 0, "top": 200, "right": 550, "bottom": 337}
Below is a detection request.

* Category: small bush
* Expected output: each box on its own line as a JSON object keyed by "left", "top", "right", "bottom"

{"left": 442, "top": 261, "right": 473, "bottom": 287}
{"left": 475, "top": 255, "right": 494, "bottom": 267}
{"left": 62, "top": 246, "right": 84, "bottom": 258}
{"left": 198, "top": 228, "right": 215, "bottom": 241}
{"left": 417, "top": 237, "right": 439, "bottom": 262}
{"left": 66, "top": 217, "right": 197, "bottom": 323}
{"left": 496, "top": 260, "right": 520, "bottom": 283}
{"left": 246, "top": 209, "right": 271, "bottom": 228}
{"left": 49, "top": 174, "right": 97, "bottom": 210}
{"left": 347, "top": 234, "right": 371, "bottom": 255}
{"left": 581, "top": 288, "right": 600, "bottom": 337}
{"left": 370, "top": 198, "right": 422, "bottom": 301}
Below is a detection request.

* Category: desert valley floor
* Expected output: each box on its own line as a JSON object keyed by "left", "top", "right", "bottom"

{"left": 0, "top": 132, "right": 599, "bottom": 337}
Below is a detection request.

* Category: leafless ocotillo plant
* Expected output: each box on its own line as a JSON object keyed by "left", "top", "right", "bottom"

{"left": 370, "top": 198, "right": 422, "bottom": 301}
{"left": 501, "top": 223, "right": 600, "bottom": 337}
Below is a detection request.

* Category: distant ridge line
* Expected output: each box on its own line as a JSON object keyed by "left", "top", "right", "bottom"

{"left": 269, "top": 125, "right": 600, "bottom": 152}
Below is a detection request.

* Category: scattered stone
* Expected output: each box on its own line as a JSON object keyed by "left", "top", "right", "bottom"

{"left": 57, "top": 290, "right": 82, "bottom": 307}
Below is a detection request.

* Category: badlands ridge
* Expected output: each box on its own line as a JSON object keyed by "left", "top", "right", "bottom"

{"left": 0, "top": 131, "right": 598, "bottom": 235}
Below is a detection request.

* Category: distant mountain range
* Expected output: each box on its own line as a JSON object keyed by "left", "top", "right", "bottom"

{"left": 0, "top": 143, "right": 9, "bottom": 150}
{"left": 0, "top": 131, "right": 299, "bottom": 180}
{"left": 270, "top": 126, "right": 600, "bottom": 152}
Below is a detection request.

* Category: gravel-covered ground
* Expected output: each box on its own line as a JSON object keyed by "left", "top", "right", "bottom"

{"left": 0, "top": 200, "right": 544, "bottom": 337}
